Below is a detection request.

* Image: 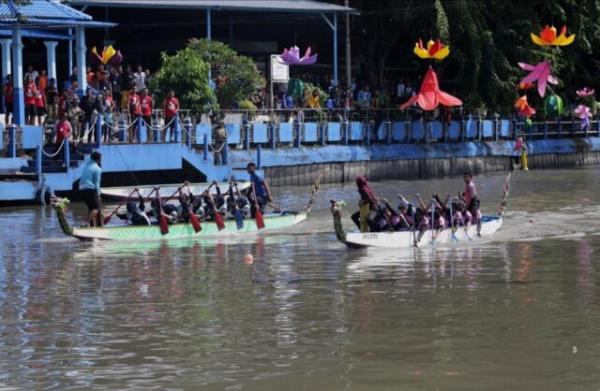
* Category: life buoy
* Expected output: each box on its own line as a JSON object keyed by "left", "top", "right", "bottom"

{"left": 36, "top": 185, "right": 54, "bottom": 206}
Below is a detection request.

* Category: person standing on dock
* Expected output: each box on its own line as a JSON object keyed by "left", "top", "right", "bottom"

{"left": 79, "top": 152, "right": 103, "bottom": 227}
{"left": 246, "top": 162, "right": 272, "bottom": 215}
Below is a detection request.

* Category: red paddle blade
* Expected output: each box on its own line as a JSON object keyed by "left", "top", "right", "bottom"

{"left": 103, "top": 215, "right": 111, "bottom": 225}
{"left": 215, "top": 212, "right": 226, "bottom": 231}
{"left": 159, "top": 215, "right": 170, "bottom": 235}
{"left": 190, "top": 213, "right": 202, "bottom": 233}
{"left": 255, "top": 210, "right": 265, "bottom": 229}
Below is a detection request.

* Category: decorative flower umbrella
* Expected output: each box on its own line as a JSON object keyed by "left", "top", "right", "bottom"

{"left": 575, "top": 104, "right": 591, "bottom": 129}
{"left": 518, "top": 61, "right": 558, "bottom": 98}
{"left": 531, "top": 25, "right": 575, "bottom": 47}
{"left": 400, "top": 67, "right": 462, "bottom": 111}
{"left": 280, "top": 46, "right": 317, "bottom": 66}
{"left": 576, "top": 87, "right": 595, "bottom": 97}
{"left": 514, "top": 95, "right": 536, "bottom": 118}
{"left": 413, "top": 39, "right": 449, "bottom": 60}
{"left": 91, "top": 45, "right": 123, "bottom": 66}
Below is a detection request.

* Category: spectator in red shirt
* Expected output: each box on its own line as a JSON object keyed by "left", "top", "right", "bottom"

{"left": 128, "top": 88, "right": 141, "bottom": 142}
{"left": 3, "top": 74, "right": 13, "bottom": 123}
{"left": 24, "top": 75, "right": 37, "bottom": 125}
{"left": 162, "top": 90, "right": 179, "bottom": 142}
{"left": 140, "top": 88, "right": 153, "bottom": 128}
{"left": 55, "top": 112, "right": 72, "bottom": 160}
{"left": 35, "top": 76, "right": 46, "bottom": 126}
{"left": 38, "top": 69, "right": 48, "bottom": 92}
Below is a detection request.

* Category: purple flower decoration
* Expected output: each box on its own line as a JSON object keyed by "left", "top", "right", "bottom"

{"left": 576, "top": 87, "right": 595, "bottom": 97}
{"left": 575, "top": 104, "right": 591, "bottom": 119}
{"left": 280, "top": 46, "right": 318, "bottom": 66}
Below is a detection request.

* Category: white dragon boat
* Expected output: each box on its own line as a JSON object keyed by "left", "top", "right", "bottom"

{"left": 331, "top": 174, "right": 510, "bottom": 249}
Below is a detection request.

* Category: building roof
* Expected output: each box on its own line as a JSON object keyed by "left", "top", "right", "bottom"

{"left": 0, "top": 0, "right": 115, "bottom": 28}
{"left": 68, "top": 0, "right": 358, "bottom": 14}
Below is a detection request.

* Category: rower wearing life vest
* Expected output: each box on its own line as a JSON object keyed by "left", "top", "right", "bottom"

{"left": 247, "top": 162, "right": 273, "bottom": 215}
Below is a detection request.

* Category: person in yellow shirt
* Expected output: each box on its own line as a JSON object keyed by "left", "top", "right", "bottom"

{"left": 307, "top": 89, "right": 321, "bottom": 109}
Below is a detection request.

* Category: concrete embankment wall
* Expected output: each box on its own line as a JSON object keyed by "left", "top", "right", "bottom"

{"left": 227, "top": 138, "right": 600, "bottom": 186}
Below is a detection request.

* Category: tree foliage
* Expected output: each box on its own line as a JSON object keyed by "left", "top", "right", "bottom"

{"left": 149, "top": 47, "right": 217, "bottom": 113}
{"left": 187, "top": 39, "right": 265, "bottom": 109}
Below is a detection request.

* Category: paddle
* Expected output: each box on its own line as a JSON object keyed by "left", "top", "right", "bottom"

{"left": 251, "top": 183, "right": 265, "bottom": 230}
{"left": 103, "top": 188, "right": 139, "bottom": 225}
{"left": 155, "top": 188, "right": 169, "bottom": 235}
{"left": 206, "top": 191, "right": 226, "bottom": 231}
{"left": 182, "top": 188, "right": 202, "bottom": 233}
{"left": 229, "top": 181, "right": 244, "bottom": 230}
{"left": 449, "top": 197, "right": 458, "bottom": 242}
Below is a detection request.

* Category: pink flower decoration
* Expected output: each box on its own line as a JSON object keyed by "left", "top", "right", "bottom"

{"left": 518, "top": 60, "right": 558, "bottom": 98}
{"left": 574, "top": 104, "right": 591, "bottom": 119}
{"left": 280, "top": 46, "right": 318, "bottom": 66}
{"left": 576, "top": 87, "right": 595, "bottom": 97}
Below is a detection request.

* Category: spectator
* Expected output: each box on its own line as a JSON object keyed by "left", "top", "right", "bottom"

{"left": 357, "top": 85, "right": 372, "bottom": 110}
{"left": 140, "top": 88, "right": 153, "bottom": 130}
{"left": 122, "top": 64, "right": 135, "bottom": 92}
{"left": 307, "top": 89, "right": 320, "bottom": 109}
{"left": 55, "top": 112, "right": 72, "bottom": 153}
{"left": 98, "top": 92, "right": 114, "bottom": 143}
{"left": 86, "top": 66, "right": 95, "bottom": 86}
{"left": 128, "top": 88, "right": 141, "bottom": 141}
{"left": 96, "top": 64, "right": 110, "bottom": 92}
{"left": 134, "top": 65, "right": 147, "bottom": 93}
{"left": 38, "top": 69, "right": 48, "bottom": 92}
{"left": 162, "top": 90, "right": 179, "bottom": 142}
{"left": 80, "top": 88, "right": 99, "bottom": 143}
{"left": 24, "top": 65, "right": 39, "bottom": 83}
{"left": 109, "top": 66, "right": 122, "bottom": 112}
{"left": 45, "top": 78, "right": 59, "bottom": 124}
{"left": 35, "top": 77, "right": 46, "bottom": 126}
{"left": 3, "top": 74, "right": 13, "bottom": 123}
{"left": 24, "top": 75, "right": 37, "bottom": 125}
{"left": 67, "top": 95, "right": 83, "bottom": 141}
{"left": 212, "top": 120, "right": 227, "bottom": 165}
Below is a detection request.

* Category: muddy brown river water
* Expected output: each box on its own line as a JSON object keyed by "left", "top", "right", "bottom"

{"left": 1, "top": 168, "right": 600, "bottom": 390}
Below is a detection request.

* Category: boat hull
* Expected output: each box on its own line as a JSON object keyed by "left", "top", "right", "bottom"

{"left": 339, "top": 216, "right": 502, "bottom": 248}
{"left": 71, "top": 212, "right": 307, "bottom": 241}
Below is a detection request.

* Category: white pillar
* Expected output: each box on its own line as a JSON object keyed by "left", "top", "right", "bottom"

{"left": 75, "top": 26, "right": 87, "bottom": 95}
{"left": 44, "top": 41, "right": 58, "bottom": 81}
{"left": 11, "top": 24, "right": 24, "bottom": 125}
{"left": 0, "top": 38, "right": 11, "bottom": 79}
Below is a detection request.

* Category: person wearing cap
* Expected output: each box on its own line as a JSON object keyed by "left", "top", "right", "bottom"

{"left": 79, "top": 151, "right": 103, "bottom": 227}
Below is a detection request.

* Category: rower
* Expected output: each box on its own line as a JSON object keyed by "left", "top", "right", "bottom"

{"left": 227, "top": 183, "right": 251, "bottom": 218}
{"left": 118, "top": 198, "right": 151, "bottom": 226}
{"left": 150, "top": 199, "right": 178, "bottom": 224}
{"left": 246, "top": 162, "right": 272, "bottom": 215}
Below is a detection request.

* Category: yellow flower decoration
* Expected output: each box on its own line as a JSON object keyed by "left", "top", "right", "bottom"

{"left": 413, "top": 39, "right": 450, "bottom": 60}
{"left": 531, "top": 25, "right": 575, "bottom": 46}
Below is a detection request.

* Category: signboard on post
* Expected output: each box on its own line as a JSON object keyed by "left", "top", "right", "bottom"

{"left": 270, "top": 55, "right": 289, "bottom": 82}
{"left": 270, "top": 55, "right": 289, "bottom": 109}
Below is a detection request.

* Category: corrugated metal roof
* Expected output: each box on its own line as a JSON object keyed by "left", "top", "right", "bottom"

{"left": 0, "top": 0, "right": 91, "bottom": 20}
{"left": 0, "top": 17, "right": 115, "bottom": 28}
{"left": 67, "top": 0, "right": 358, "bottom": 13}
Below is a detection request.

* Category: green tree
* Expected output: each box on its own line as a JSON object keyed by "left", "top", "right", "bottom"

{"left": 149, "top": 47, "right": 217, "bottom": 113}
{"left": 187, "top": 39, "right": 265, "bottom": 109}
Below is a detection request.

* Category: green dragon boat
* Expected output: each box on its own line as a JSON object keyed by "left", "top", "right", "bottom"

{"left": 53, "top": 183, "right": 319, "bottom": 242}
